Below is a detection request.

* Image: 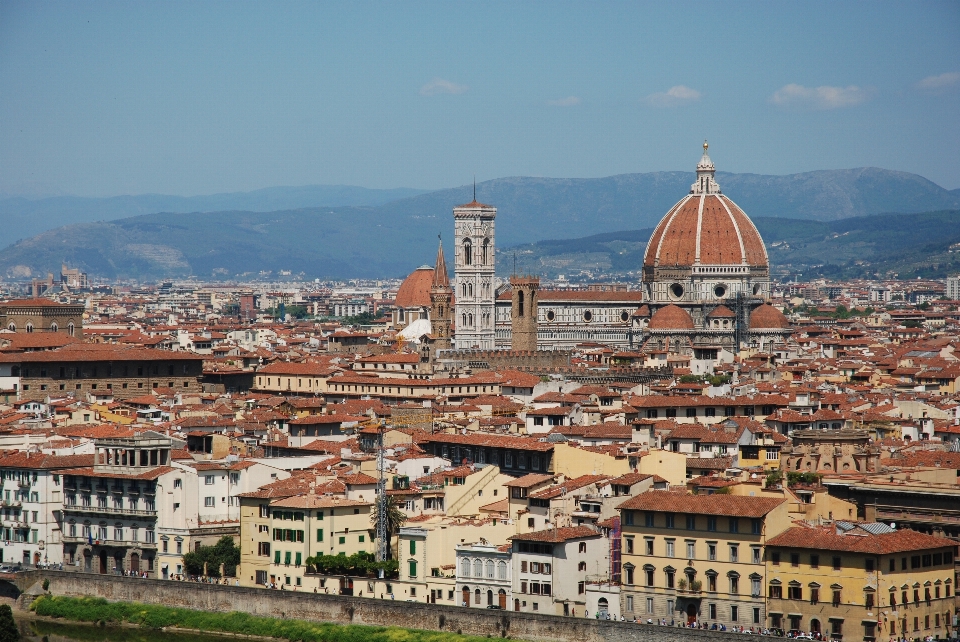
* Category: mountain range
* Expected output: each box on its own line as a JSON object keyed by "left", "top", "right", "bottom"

{"left": 1, "top": 167, "right": 958, "bottom": 280}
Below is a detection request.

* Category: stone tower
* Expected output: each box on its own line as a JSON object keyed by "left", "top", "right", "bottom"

{"left": 430, "top": 239, "right": 453, "bottom": 353}
{"left": 453, "top": 197, "right": 496, "bottom": 350}
{"left": 510, "top": 276, "right": 539, "bottom": 352}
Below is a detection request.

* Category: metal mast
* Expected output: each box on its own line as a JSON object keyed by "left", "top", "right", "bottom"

{"left": 375, "top": 420, "right": 388, "bottom": 566}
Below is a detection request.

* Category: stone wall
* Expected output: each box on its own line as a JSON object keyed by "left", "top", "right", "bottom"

{"left": 26, "top": 570, "right": 757, "bottom": 642}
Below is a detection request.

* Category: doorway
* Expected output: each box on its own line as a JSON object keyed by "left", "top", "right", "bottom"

{"left": 462, "top": 587, "right": 470, "bottom": 606}
{"left": 487, "top": 590, "right": 493, "bottom": 606}
{"left": 499, "top": 590, "right": 507, "bottom": 610}
{"left": 686, "top": 603, "right": 698, "bottom": 625}
{"left": 598, "top": 598, "right": 609, "bottom": 618}
{"left": 98, "top": 551, "right": 107, "bottom": 574}
{"left": 131, "top": 553, "right": 140, "bottom": 573}
{"left": 514, "top": 598, "right": 520, "bottom": 612}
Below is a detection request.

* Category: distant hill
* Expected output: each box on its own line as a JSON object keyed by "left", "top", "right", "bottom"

{"left": 1, "top": 166, "right": 959, "bottom": 281}
{"left": 499, "top": 210, "right": 960, "bottom": 281}
{"left": 384, "top": 167, "right": 960, "bottom": 247}
{"left": 2, "top": 167, "right": 957, "bottom": 249}
{"left": 0, "top": 185, "right": 430, "bottom": 244}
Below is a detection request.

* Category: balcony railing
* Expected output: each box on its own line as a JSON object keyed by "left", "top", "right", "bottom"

{"left": 61, "top": 534, "right": 158, "bottom": 549}
{"left": 61, "top": 504, "right": 158, "bottom": 518}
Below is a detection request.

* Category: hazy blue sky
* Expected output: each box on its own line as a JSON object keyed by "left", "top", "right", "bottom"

{"left": 1, "top": 1, "right": 958, "bottom": 197}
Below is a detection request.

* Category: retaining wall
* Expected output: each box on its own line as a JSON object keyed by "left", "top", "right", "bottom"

{"left": 31, "top": 571, "right": 755, "bottom": 642}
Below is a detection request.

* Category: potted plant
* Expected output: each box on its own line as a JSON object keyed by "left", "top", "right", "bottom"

{"left": 677, "top": 578, "right": 687, "bottom": 592}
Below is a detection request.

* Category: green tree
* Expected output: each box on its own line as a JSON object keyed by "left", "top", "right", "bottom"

{"left": 371, "top": 494, "right": 407, "bottom": 559}
{"left": 0, "top": 604, "right": 19, "bottom": 642}
{"left": 182, "top": 536, "right": 241, "bottom": 578}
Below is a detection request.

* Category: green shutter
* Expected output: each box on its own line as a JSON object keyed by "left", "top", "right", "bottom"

{"left": 274, "top": 550, "right": 280, "bottom": 564}
{"left": 317, "top": 511, "right": 324, "bottom": 520}
{"left": 359, "top": 535, "right": 365, "bottom": 543}
{"left": 339, "top": 536, "right": 345, "bottom": 544}
{"left": 295, "top": 552, "right": 302, "bottom": 566}
{"left": 410, "top": 540, "right": 416, "bottom": 555}
{"left": 284, "top": 551, "right": 291, "bottom": 565}
{"left": 409, "top": 561, "right": 417, "bottom": 578}
{"left": 317, "top": 528, "right": 323, "bottom": 542}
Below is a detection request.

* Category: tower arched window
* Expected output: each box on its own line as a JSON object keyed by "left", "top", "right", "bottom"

{"left": 68, "top": 322, "right": 75, "bottom": 336}
{"left": 518, "top": 290, "right": 525, "bottom": 317}
{"left": 468, "top": 313, "right": 474, "bottom": 327}
{"left": 25, "top": 322, "right": 33, "bottom": 333}
{"left": 463, "top": 240, "right": 472, "bottom": 266}
{"left": 468, "top": 283, "right": 473, "bottom": 297}
{"left": 50, "top": 322, "right": 58, "bottom": 332}
{"left": 482, "top": 238, "right": 489, "bottom": 264}
{"left": 462, "top": 313, "right": 467, "bottom": 328}
{"left": 7, "top": 322, "right": 15, "bottom": 331}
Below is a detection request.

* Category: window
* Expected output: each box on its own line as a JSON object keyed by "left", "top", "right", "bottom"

{"left": 665, "top": 540, "right": 675, "bottom": 557}
{"left": 665, "top": 513, "right": 675, "bottom": 528}
{"left": 831, "top": 620, "right": 842, "bottom": 637}
{"left": 730, "top": 605, "right": 739, "bottom": 622}
{"left": 686, "top": 541, "right": 695, "bottom": 559}
{"left": 645, "top": 568, "right": 654, "bottom": 586}
{"left": 409, "top": 561, "right": 417, "bottom": 578}
{"left": 729, "top": 545, "right": 738, "bottom": 563}
{"left": 791, "top": 553, "right": 800, "bottom": 567}
{"left": 624, "top": 537, "right": 634, "bottom": 554}
{"left": 623, "top": 510, "right": 634, "bottom": 526}
{"left": 866, "top": 558, "right": 875, "bottom": 572}
{"left": 752, "top": 547, "right": 761, "bottom": 564}
{"left": 769, "top": 584, "right": 782, "bottom": 599}
{"left": 788, "top": 585, "right": 803, "bottom": 600}
{"left": 316, "top": 529, "right": 323, "bottom": 542}
{"left": 865, "top": 592, "right": 875, "bottom": 609}
{"left": 751, "top": 578, "right": 761, "bottom": 597}
{"left": 708, "top": 574, "right": 717, "bottom": 592}
{"left": 811, "top": 587, "right": 820, "bottom": 604}
{"left": 647, "top": 598, "right": 654, "bottom": 613}
{"left": 644, "top": 512, "right": 655, "bottom": 527}
{"left": 832, "top": 589, "right": 842, "bottom": 606}
{"left": 666, "top": 569, "right": 675, "bottom": 589}
{"left": 728, "top": 518, "right": 739, "bottom": 533}
{"left": 832, "top": 556, "right": 841, "bottom": 571}
{"left": 204, "top": 496, "right": 215, "bottom": 507}
{"left": 729, "top": 575, "right": 739, "bottom": 594}
{"left": 409, "top": 540, "right": 417, "bottom": 555}
{"left": 771, "top": 551, "right": 780, "bottom": 565}
{"left": 205, "top": 476, "right": 215, "bottom": 485}
{"left": 625, "top": 566, "right": 634, "bottom": 584}
{"left": 707, "top": 516, "right": 717, "bottom": 531}
{"left": 811, "top": 554, "right": 819, "bottom": 569}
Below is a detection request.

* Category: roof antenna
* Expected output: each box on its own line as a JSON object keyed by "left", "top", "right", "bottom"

{"left": 473, "top": 175, "right": 476, "bottom": 202}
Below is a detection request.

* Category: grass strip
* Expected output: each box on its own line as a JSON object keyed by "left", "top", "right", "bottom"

{"left": 32, "top": 595, "right": 504, "bottom": 642}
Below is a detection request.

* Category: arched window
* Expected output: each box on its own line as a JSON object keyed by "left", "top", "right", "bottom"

{"left": 25, "top": 322, "right": 33, "bottom": 333}
{"left": 463, "top": 239, "right": 472, "bottom": 265}
{"left": 518, "top": 290, "right": 525, "bottom": 317}
{"left": 468, "top": 283, "right": 473, "bottom": 297}
{"left": 461, "top": 558, "right": 471, "bottom": 577}
{"left": 7, "top": 322, "right": 14, "bottom": 331}
{"left": 497, "top": 560, "right": 507, "bottom": 580}
{"left": 482, "top": 238, "right": 489, "bottom": 264}
{"left": 462, "top": 313, "right": 467, "bottom": 328}
{"left": 486, "top": 560, "right": 494, "bottom": 578}
{"left": 474, "top": 559, "right": 483, "bottom": 577}
{"left": 474, "top": 588, "right": 481, "bottom": 604}
{"left": 468, "top": 313, "right": 473, "bottom": 327}
{"left": 578, "top": 561, "right": 587, "bottom": 571}
{"left": 50, "top": 323, "right": 58, "bottom": 332}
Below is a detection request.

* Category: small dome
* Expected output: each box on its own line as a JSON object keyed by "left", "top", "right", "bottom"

{"left": 749, "top": 304, "right": 791, "bottom": 330}
{"left": 648, "top": 304, "right": 695, "bottom": 330}
{"left": 395, "top": 267, "right": 434, "bottom": 308}
{"left": 707, "top": 305, "right": 736, "bottom": 318}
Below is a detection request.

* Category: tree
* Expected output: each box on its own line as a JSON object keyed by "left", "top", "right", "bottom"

{"left": 182, "top": 536, "right": 241, "bottom": 578}
{"left": 0, "top": 604, "right": 19, "bottom": 642}
{"left": 371, "top": 494, "right": 407, "bottom": 559}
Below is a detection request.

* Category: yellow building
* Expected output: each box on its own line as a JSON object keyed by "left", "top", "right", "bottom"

{"left": 765, "top": 523, "right": 957, "bottom": 640}
{"left": 617, "top": 491, "right": 791, "bottom": 628}
{"left": 551, "top": 443, "right": 631, "bottom": 478}
{"left": 253, "top": 361, "right": 337, "bottom": 395}
{"left": 267, "top": 494, "right": 373, "bottom": 589}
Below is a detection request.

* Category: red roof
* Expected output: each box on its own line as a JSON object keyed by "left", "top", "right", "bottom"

{"left": 395, "top": 267, "right": 434, "bottom": 308}
{"left": 617, "top": 490, "right": 785, "bottom": 517}
{"left": 750, "top": 304, "right": 791, "bottom": 330}
{"left": 767, "top": 525, "right": 956, "bottom": 554}
{"left": 648, "top": 305, "right": 695, "bottom": 330}
{"left": 508, "top": 526, "right": 601, "bottom": 543}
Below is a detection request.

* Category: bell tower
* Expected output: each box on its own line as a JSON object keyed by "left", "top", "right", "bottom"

{"left": 453, "top": 194, "right": 496, "bottom": 350}
{"left": 429, "top": 239, "right": 452, "bottom": 353}
{"left": 510, "top": 275, "right": 539, "bottom": 351}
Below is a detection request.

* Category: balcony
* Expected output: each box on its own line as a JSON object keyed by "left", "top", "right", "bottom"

{"left": 111, "top": 486, "right": 125, "bottom": 494}
{"left": 61, "top": 504, "right": 158, "bottom": 518}
{"left": 61, "top": 534, "right": 158, "bottom": 549}
{"left": 1, "top": 499, "right": 22, "bottom": 508}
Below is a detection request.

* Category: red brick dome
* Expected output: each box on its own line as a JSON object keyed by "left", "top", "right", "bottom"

{"left": 707, "top": 304, "right": 736, "bottom": 318}
{"left": 395, "top": 266, "right": 434, "bottom": 308}
{"left": 643, "top": 194, "right": 768, "bottom": 268}
{"left": 749, "top": 304, "right": 790, "bottom": 330}
{"left": 648, "top": 304, "right": 695, "bottom": 330}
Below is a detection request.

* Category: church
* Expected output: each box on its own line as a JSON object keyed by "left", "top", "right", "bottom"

{"left": 391, "top": 143, "right": 791, "bottom": 358}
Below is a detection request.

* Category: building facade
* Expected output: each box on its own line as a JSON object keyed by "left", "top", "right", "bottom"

{"left": 0, "top": 298, "right": 83, "bottom": 336}
{"left": 617, "top": 492, "right": 791, "bottom": 628}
